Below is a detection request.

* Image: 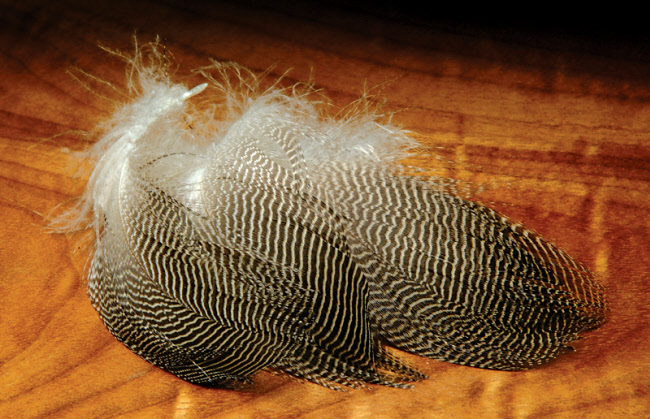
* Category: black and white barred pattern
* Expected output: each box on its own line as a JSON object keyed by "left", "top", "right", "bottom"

{"left": 77, "top": 57, "right": 607, "bottom": 390}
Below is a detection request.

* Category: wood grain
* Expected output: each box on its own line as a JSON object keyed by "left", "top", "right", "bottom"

{"left": 1, "top": 1, "right": 648, "bottom": 417}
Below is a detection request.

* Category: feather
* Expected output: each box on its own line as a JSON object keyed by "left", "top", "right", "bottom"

{"left": 59, "top": 42, "right": 607, "bottom": 390}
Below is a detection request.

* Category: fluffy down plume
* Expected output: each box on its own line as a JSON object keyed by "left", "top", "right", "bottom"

{"left": 59, "top": 42, "right": 607, "bottom": 390}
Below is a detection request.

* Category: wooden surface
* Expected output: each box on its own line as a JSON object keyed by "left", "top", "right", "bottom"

{"left": 1, "top": 1, "right": 649, "bottom": 417}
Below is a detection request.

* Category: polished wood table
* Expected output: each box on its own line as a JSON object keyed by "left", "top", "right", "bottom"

{"left": 1, "top": 2, "right": 648, "bottom": 417}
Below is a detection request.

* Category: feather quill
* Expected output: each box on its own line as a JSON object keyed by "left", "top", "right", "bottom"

{"left": 59, "top": 42, "right": 607, "bottom": 390}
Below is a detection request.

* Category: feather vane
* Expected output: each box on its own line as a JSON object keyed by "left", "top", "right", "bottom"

{"left": 60, "top": 43, "right": 607, "bottom": 390}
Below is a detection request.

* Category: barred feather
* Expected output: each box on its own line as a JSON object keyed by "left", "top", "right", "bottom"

{"left": 316, "top": 163, "right": 607, "bottom": 370}
{"left": 61, "top": 43, "right": 607, "bottom": 390}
